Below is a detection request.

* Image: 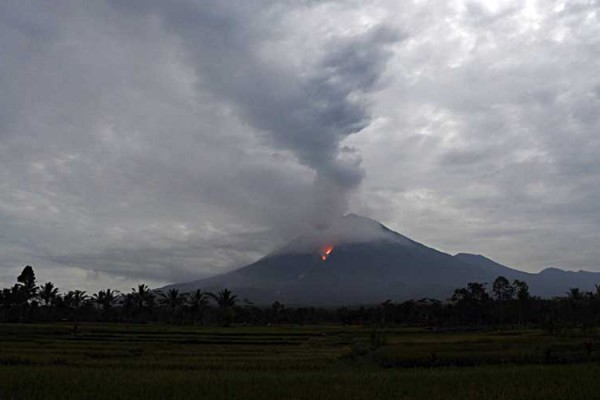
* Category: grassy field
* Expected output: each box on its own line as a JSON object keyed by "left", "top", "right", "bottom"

{"left": 0, "top": 323, "right": 599, "bottom": 399}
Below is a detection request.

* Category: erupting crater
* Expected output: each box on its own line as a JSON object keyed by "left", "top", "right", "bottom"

{"left": 320, "top": 245, "right": 334, "bottom": 261}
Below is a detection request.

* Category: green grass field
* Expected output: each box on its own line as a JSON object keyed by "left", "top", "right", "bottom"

{"left": 1, "top": 323, "right": 599, "bottom": 399}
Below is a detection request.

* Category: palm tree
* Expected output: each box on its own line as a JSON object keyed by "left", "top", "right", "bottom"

{"left": 64, "top": 290, "right": 88, "bottom": 310}
{"left": 187, "top": 289, "right": 209, "bottom": 325}
{"left": 63, "top": 290, "right": 89, "bottom": 317}
{"left": 38, "top": 282, "right": 59, "bottom": 307}
{"left": 209, "top": 289, "right": 238, "bottom": 308}
{"left": 93, "top": 289, "right": 118, "bottom": 310}
{"left": 159, "top": 289, "right": 185, "bottom": 321}
{"left": 93, "top": 289, "right": 119, "bottom": 319}
{"left": 63, "top": 290, "right": 88, "bottom": 335}
{"left": 131, "top": 284, "right": 155, "bottom": 321}
{"left": 121, "top": 293, "right": 135, "bottom": 321}
{"left": 131, "top": 284, "right": 151, "bottom": 310}
{"left": 209, "top": 289, "right": 238, "bottom": 327}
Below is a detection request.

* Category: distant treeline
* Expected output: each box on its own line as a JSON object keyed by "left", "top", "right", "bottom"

{"left": 2, "top": 266, "right": 600, "bottom": 331}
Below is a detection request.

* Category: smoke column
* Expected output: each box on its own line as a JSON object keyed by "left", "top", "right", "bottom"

{"left": 113, "top": 1, "right": 400, "bottom": 227}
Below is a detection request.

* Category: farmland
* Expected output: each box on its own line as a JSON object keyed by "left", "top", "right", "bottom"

{"left": 1, "top": 323, "right": 600, "bottom": 399}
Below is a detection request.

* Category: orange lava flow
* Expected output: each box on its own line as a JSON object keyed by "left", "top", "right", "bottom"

{"left": 320, "top": 245, "right": 334, "bottom": 261}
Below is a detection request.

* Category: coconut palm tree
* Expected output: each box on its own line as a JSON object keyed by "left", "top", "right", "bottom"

{"left": 131, "top": 284, "right": 155, "bottom": 321}
{"left": 38, "top": 282, "right": 59, "bottom": 307}
{"left": 64, "top": 290, "right": 88, "bottom": 310}
{"left": 63, "top": 290, "right": 88, "bottom": 335}
{"left": 121, "top": 293, "right": 135, "bottom": 321}
{"left": 159, "top": 289, "right": 185, "bottom": 321}
{"left": 187, "top": 289, "right": 209, "bottom": 325}
{"left": 209, "top": 289, "right": 238, "bottom": 326}
{"left": 209, "top": 289, "right": 238, "bottom": 309}
{"left": 93, "top": 289, "right": 119, "bottom": 320}
{"left": 131, "top": 284, "right": 151, "bottom": 310}
{"left": 93, "top": 289, "right": 119, "bottom": 310}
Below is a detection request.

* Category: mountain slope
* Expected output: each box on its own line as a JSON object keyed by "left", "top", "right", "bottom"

{"left": 164, "top": 215, "right": 600, "bottom": 305}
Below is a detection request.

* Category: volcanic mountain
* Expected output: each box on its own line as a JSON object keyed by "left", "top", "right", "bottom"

{"left": 164, "top": 214, "right": 600, "bottom": 305}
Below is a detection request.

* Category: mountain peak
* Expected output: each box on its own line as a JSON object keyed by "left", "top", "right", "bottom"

{"left": 163, "top": 214, "right": 600, "bottom": 305}
{"left": 540, "top": 267, "right": 567, "bottom": 274}
{"left": 342, "top": 213, "right": 378, "bottom": 223}
{"left": 277, "top": 213, "right": 415, "bottom": 255}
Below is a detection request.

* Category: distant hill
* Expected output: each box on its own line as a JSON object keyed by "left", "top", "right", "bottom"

{"left": 162, "top": 214, "right": 600, "bottom": 305}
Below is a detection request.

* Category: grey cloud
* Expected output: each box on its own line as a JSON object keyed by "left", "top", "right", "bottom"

{"left": 1, "top": 0, "right": 600, "bottom": 293}
{"left": 352, "top": 0, "right": 600, "bottom": 272}
{"left": 115, "top": 1, "right": 400, "bottom": 219}
{"left": 45, "top": 229, "right": 278, "bottom": 284}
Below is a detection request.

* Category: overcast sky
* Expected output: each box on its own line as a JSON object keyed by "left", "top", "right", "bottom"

{"left": 1, "top": 0, "right": 599, "bottom": 292}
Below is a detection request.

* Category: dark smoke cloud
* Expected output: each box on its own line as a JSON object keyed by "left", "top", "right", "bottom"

{"left": 112, "top": 0, "right": 400, "bottom": 224}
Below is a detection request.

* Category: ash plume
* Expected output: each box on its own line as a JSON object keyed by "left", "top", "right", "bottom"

{"left": 112, "top": 1, "right": 400, "bottom": 227}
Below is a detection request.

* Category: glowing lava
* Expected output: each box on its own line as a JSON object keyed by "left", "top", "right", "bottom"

{"left": 320, "top": 245, "right": 334, "bottom": 261}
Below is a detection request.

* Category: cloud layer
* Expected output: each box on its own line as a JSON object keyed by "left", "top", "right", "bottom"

{"left": 1, "top": 0, "right": 599, "bottom": 291}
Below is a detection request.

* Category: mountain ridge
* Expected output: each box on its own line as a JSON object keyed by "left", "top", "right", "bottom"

{"left": 162, "top": 214, "right": 600, "bottom": 305}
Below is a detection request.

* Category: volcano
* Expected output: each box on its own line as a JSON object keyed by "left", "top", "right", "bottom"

{"left": 164, "top": 214, "right": 600, "bottom": 305}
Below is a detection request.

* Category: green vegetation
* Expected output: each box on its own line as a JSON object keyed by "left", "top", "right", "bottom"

{"left": 3, "top": 266, "right": 600, "bottom": 398}
{"left": 4, "top": 265, "right": 600, "bottom": 330}
{"left": 1, "top": 323, "right": 600, "bottom": 399}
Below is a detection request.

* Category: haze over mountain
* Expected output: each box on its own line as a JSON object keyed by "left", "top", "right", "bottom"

{"left": 164, "top": 214, "right": 600, "bottom": 305}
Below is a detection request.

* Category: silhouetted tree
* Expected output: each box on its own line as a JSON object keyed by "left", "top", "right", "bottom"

{"left": 39, "top": 282, "right": 59, "bottom": 307}
{"left": 0, "top": 288, "right": 12, "bottom": 308}
{"left": 159, "top": 289, "right": 185, "bottom": 322}
{"left": 131, "top": 284, "right": 155, "bottom": 321}
{"left": 17, "top": 266, "right": 37, "bottom": 303}
{"left": 567, "top": 288, "right": 583, "bottom": 302}
{"left": 132, "top": 284, "right": 150, "bottom": 310}
{"left": 513, "top": 280, "right": 530, "bottom": 301}
{"left": 512, "top": 279, "right": 531, "bottom": 324}
{"left": 3, "top": 267, "right": 600, "bottom": 329}
{"left": 187, "top": 289, "right": 209, "bottom": 325}
{"left": 63, "top": 290, "right": 89, "bottom": 312}
{"left": 121, "top": 293, "right": 135, "bottom": 321}
{"left": 492, "top": 276, "right": 514, "bottom": 302}
{"left": 450, "top": 282, "right": 491, "bottom": 325}
{"left": 210, "top": 289, "right": 238, "bottom": 308}
{"left": 595, "top": 284, "right": 600, "bottom": 299}
{"left": 209, "top": 289, "right": 238, "bottom": 326}
{"left": 414, "top": 298, "right": 443, "bottom": 327}
{"left": 0, "top": 287, "right": 18, "bottom": 316}
{"left": 271, "top": 301, "right": 285, "bottom": 325}
{"left": 63, "top": 290, "right": 88, "bottom": 335}
{"left": 93, "top": 289, "right": 119, "bottom": 320}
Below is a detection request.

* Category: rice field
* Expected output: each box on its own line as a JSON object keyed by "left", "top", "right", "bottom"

{"left": 0, "top": 323, "right": 599, "bottom": 399}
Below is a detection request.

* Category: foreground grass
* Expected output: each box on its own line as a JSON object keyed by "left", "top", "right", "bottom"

{"left": 0, "top": 323, "right": 599, "bottom": 399}
{"left": 2, "top": 364, "right": 600, "bottom": 400}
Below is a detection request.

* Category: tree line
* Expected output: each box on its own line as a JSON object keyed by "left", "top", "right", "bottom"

{"left": 2, "top": 265, "right": 600, "bottom": 331}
